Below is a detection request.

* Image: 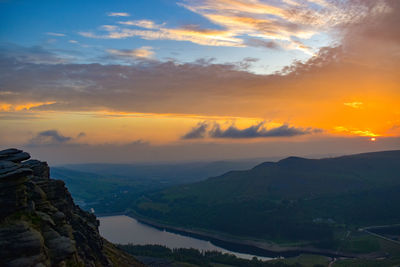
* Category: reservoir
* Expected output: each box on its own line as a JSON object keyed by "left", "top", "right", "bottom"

{"left": 99, "top": 215, "right": 273, "bottom": 261}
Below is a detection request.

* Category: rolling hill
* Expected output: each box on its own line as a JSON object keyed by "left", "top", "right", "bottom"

{"left": 132, "top": 150, "right": 400, "bottom": 250}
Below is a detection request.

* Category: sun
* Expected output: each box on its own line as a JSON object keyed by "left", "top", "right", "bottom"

{"left": 370, "top": 137, "right": 376, "bottom": 142}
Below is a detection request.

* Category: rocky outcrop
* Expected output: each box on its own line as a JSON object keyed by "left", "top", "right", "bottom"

{"left": 0, "top": 149, "right": 144, "bottom": 267}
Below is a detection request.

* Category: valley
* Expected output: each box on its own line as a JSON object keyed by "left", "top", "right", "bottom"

{"left": 53, "top": 150, "right": 400, "bottom": 263}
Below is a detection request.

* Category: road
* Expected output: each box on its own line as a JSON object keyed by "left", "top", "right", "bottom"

{"left": 328, "top": 257, "right": 337, "bottom": 267}
{"left": 362, "top": 229, "right": 400, "bottom": 246}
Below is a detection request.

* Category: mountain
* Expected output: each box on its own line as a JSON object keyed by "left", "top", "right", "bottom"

{"left": 132, "top": 150, "right": 400, "bottom": 253}
{"left": 0, "top": 149, "right": 143, "bottom": 267}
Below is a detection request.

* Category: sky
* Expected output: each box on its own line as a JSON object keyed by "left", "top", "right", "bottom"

{"left": 0, "top": 0, "right": 399, "bottom": 164}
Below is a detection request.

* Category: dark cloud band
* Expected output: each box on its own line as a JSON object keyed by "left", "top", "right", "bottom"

{"left": 182, "top": 122, "right": 321, "bottom": 139}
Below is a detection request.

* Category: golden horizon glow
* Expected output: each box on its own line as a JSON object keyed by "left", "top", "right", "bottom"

{"left": 1, "top": 105, "right": 399, "bottom": 146}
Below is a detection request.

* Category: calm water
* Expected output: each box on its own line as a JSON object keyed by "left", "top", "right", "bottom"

{"left": 99, "top": 215, "right": 273, "bottom": 261}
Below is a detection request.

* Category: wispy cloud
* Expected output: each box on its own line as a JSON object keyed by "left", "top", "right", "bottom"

{"left": 118, "top": 19, "right": 163, "bottom": 29}
{"left": 79, "top": 25, "right": 243, "bottom": 47}
{"left": 107, "top": 12, "right": 130, "bottom": 17}
{"left": 80, "top": 1, "right": 389, "bottom": 53}
{"left": 107, "top": 46, "right": 154, "bottom": 59}
{"left": 100, "top": 25, "right": 119, "bottom": 31}
{"left": 177, "top": 0, "right": 389, "bottom": 53}
{"left": 46, "top": 32, "right": 66, "bottom": 37}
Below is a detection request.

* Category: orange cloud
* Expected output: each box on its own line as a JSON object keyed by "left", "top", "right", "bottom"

{"left": 80, "top": 26, "right": 243, "bottom": 47}
{"left": 0, "top": 102, "right": 56, "bottom": 112}
{"left": 334, "top": 126, "right": 379, "bottom": 137}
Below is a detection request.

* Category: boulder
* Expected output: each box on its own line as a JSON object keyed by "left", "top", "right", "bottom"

{"left": 0, "top": 149, "right": 30, "bottom": 163}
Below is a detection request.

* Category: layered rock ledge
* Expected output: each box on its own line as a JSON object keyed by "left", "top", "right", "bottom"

{"left": 0, "top": 148, "right": 143, "bottom": 267}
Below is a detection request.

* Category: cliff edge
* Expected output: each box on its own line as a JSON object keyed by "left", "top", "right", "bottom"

{"left": 0, "top": 148, "right": 144, "bottom": 267}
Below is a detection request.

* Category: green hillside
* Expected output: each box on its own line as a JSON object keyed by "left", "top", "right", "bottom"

{"left": 132, "top": 150, "right": 400, "bottom": 250}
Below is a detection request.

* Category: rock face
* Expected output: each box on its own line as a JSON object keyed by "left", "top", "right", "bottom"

{"left": 0, "top": 149, "right": 144, "bottom": 267}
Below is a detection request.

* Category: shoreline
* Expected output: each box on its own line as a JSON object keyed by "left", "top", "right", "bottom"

{"left": 98, "top": 211, "right": 369, "bottom": 259}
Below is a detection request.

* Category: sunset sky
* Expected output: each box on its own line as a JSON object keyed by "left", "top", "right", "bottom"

{"left": 1, "top": 0, "right": 399, "bottom": 164}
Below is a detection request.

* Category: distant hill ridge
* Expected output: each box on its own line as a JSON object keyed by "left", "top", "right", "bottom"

{"left": 132, "top": 150, "right": 400, "bottom": 251}
{"left": 257, "top": 150, "right": 400, "bottom": 168}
